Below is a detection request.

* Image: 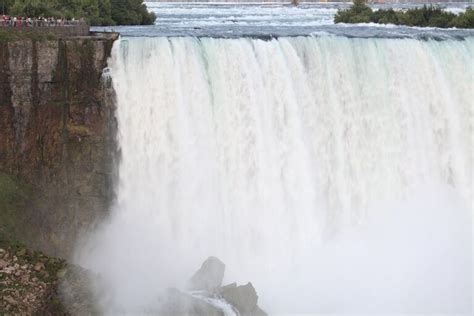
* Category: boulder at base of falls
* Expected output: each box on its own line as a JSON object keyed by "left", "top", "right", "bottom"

{"left": 159, "top": 288, "right": 225, "bottom": 316}
{"left": 221, "top": 282, "right": 267, "bottom": 316}
{"left": 185, "top": 257, "right": 267, "bottom": 316}
{"left": 188, "top": 256, "right": 225, "bottom": 293}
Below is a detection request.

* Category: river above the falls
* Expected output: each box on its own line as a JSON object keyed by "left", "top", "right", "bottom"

{"left": 92, "top": 2, "right": 474, "bottom": 39}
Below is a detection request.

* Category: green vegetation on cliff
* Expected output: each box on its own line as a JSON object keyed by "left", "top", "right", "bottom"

{"left": 334, "top": 0, "right": 474, "bottom": 29}
{"left": 2, "top": 0, "right": 156, "bottom": 26}
{"left": 0, "top": 173, "right": 32, "bottom": 240}
{"left": 0, "top": 239, "right": 63, "bottom": 314}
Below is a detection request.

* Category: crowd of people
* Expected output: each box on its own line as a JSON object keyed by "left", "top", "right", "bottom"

{"left": 1, "top": 16, "right": 85, "bottom": 27}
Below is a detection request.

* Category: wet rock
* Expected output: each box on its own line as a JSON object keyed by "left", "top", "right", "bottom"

{"left": 4, "top": 266, "right": 15, "bottom": 274}
{"left": 40, "top": 270, "right": 50, "bottom": 278}
{"left": 56, "top": 268, "right": 67, "bottom": 278}
{"left": 189, "top": 256, "right": 225, "bottom": 293}
{"left": 159, "top": 288, "right": 224, "bottom": 316}
{"left": 169, "top": 257, "right": 268, "bottom": 315}
{"left": 153, "top": 258, "right": 231, "bottom": 315}
{"left": 20, "top": 274, "right": 30, "bottom": 283}
{"left": 221, "top": 282, "right": 267, "bottom": 316}
{"left": 0, "top": 258, "right": 8, "bottom": 268}
{"left": 34, "top": 262, "right": 45, "bottom": 272}
{"left": 59, "top": 265, "right": 100, "bottom": 315}
{"left": 4, "top": 296, "right": 17, "bottom": 305}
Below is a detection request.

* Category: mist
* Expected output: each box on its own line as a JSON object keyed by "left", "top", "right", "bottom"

{"left": 75, "top": 36, "right": 473, "bottom": 315}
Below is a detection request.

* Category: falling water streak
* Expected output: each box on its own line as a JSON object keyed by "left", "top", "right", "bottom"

{"left": 77, "top": 36, "right": 473, "bottom": 314}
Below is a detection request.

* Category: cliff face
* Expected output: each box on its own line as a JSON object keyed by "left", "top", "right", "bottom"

{"left": 0, "top": 34, "right": 118, "bottom": 258}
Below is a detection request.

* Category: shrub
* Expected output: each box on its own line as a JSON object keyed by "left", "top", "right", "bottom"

{"left": 449, "top": 7, "right": 474, "bottom": 28}
{"left": 111, "top": 0, "right": 156, "bottom": 26}
{"left": 371, "top": 8, "right": 399, "bottom": 25}
{"left": 335, "top": 3, "right": 474, "bottom": 29}
{"left": 334, "top": 0, "right": 373, "bottom": 24}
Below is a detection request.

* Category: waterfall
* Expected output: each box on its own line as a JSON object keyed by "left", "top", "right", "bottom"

{"left": 77, "top": 36, "right": 473, "bottom": 314}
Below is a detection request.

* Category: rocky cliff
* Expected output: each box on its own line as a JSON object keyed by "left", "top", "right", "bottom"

{"left": 0, "top": 33, "right": 118, "bottom": 258}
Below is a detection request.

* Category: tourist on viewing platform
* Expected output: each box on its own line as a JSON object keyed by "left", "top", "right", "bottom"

{"left": 0, "top": 0, "right": 155, "bottom": 26}
{"left": 0, "top": 15, "right": 85, "bottom": 27}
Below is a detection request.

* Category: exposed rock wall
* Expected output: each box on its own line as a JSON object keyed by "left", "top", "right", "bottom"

{"left": 0, "top": 33, "right": 118, "bottom": 258}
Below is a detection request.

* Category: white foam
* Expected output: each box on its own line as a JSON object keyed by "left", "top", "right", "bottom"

{"left": 76, "top": 36, "right": 473, "bottom": 314}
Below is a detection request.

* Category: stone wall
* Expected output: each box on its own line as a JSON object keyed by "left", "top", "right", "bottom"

{"left": 0, "top": 33, "right": 118, "bottom": 258}
{"left": 0, "top": 24, "right": 90, "bottom": 37}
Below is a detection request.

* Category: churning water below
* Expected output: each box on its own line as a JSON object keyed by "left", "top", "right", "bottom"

{"left": 83, "top": 3, "right": 473, "bottom": 315}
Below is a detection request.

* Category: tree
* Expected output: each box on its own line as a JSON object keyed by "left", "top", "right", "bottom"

{"left": 10, "top": 0, "right": 57, "bottom": 17}
{"left": 335, "top": 2, "right": 473, "bottom": 29}
{"left": 97, "top": 0, "right": 114, "bottom": 25}
{"left": 4, "top": 0, "right": 155, "bottom": 25}
{"left": 79, "top": 0, "right": 100, "bottom": 23}
{"left": 353, "top": 0, "right": 367, "bottom": 9}
{"left": 449, "top": 7, "right": 474, "bottom": 28}
{"left": 1, "top": 0, "right": 16, "bottom": 14}
{"left": 334, "top": 0, "right": 372, "bottom": 24}
{"left": 110, "top": 0, "right": 155, "bottom": 25}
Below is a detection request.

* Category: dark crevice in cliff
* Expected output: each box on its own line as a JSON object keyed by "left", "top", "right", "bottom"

{"left": 58, "top": 40, "right": 71, "bottom": 186}
{"left": 0, "top": 42, "right": 12, "bottom": 107}
{"left": 31, "top": 41, "right": 43, "bottom": 180}
{"left": 0, "top": 42, "right": 13, "bottom": 168}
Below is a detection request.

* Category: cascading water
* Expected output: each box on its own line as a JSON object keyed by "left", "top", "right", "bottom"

{"left": 77, "top": 36, "right": 473, "bottom": 314}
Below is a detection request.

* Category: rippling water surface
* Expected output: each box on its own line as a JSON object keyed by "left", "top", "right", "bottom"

{"left": 93, "top": 2, "right": 474, "bottom": 39}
